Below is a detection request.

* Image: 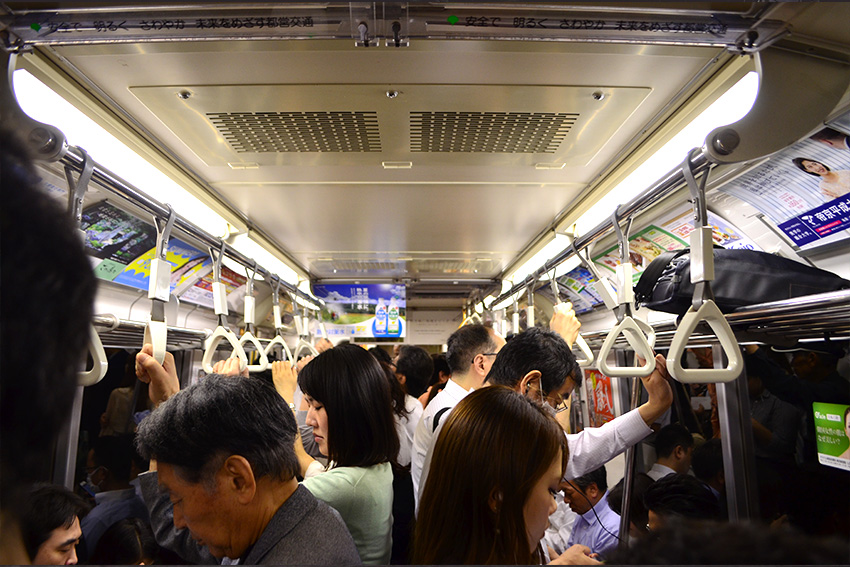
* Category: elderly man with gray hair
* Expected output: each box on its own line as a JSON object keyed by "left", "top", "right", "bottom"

{"left": 134, "top": 347, "right": 361, "bottom": 565}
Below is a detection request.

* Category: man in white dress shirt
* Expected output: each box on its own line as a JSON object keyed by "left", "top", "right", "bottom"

{"left": 646, "top": 423, "right": 694, "bottom": 481}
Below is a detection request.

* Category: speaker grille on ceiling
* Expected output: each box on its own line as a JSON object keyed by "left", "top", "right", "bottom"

{"left": 207, "top": 111, "right": 381, "bottom": 153}
{"left": 410, "top": 111, "right": 578, "bottom": 153}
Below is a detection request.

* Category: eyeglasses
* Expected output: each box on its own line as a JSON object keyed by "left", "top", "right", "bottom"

{"left": 526, "top": 382, "right": 570, "bottom": 414}
{"left": 470, "top": 352, "right": 498, "bottom": 365}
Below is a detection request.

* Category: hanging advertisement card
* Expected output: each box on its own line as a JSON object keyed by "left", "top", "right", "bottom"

{"left": 312, "top": 283, "right": 406, "bottom": 339}
{"left": 813, "top": 402, "right": 850, "bottom": 472}
{"left": 583, "top": 368, "right": 615, "bottom": 427}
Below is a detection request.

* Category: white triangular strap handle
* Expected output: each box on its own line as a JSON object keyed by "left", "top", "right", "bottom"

{"left": 239, "top": 331, "right": 269, "bottom": 372}
{"left": 574, "top": 335, "right": 595, "bottom": 368}
{"left": 667, "top": 300, "right": 743, "bottom": 384}
{"left": 293, "top": 337, "right": 319, "bottom": 360}
{"left": 597, "top": 316, "right": 656, "bottom": 378}
{"left": 78, "top": 324, "right": 108, "bottom": 386}
{"left": 265, "top": 334, "right": 294, "bottom": 364}
{"left": 143, "top": 319, "right": 168, "bottom": 365}
{"left": 202, "top": 325, "right": 248, "bottom": 374}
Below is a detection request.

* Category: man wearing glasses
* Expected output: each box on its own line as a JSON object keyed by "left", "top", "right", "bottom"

{"left": 411, "top": 323, "right": 505, "bottom": 512}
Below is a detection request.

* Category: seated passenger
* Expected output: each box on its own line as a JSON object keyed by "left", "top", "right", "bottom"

{"left": 562, "top": 465, "right": 621, "bottom": 558}
{"left": 274, "top": 345, "right": 398, "bottom": 565}
{"left": 78, "top": 434, "right": 148, "bottom": 562}
{"left": 646, "top": 423, "right": 694, "bottom": 480}
{"left": 643, "top": 473, "right": 721, "bottom": 532}
{"left": 88, "top": 517, "right": 159, "bottom": 565}
{"left": 133, "top": 346, "right": 361, "bottom": 565}
{"left": 413, "top": 386, "right": 598, "bottom": 565}
{"left": 606, "top": 472, "right": 655, "bottom": 540}
{"left": 20, "top": 484, "right": 90, "bottom": 565}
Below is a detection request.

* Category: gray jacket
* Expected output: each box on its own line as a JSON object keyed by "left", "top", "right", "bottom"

{"left": 140, "top": 471, "right": 361, "bottom": 565}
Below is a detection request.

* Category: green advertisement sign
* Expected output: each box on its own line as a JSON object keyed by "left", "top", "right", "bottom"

{"left": 813, "top": 402, "right": 850, "bottom": 472}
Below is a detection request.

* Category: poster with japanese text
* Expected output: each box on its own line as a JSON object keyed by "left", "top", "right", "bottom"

{"left": 112, "top": 237, "right": 211, "bottom": 293}
{"left": 312, "top": 283, "right": 406, "bottom": 339}
{"left": 81, "top": 201, "right": 157, "bottom": 281}
{"left": 716, "top": 126, "right": 850, "bottom": 248}
{"left": 584, "top": 369, "right": 616, "bottom": 427}
{"left": 813, "top": 402, "right": 850, "bottom": 472}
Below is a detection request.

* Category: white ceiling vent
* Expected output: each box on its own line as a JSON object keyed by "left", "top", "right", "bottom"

{"left": 410, "top": 111, "right": 577, "bottom": 153}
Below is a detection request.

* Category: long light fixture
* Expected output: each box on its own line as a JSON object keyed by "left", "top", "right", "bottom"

{"left": 13, "top": 69, "right": 307, "bottom": 289}
{"left": 500, "top": 71, "right": 759, "bottom": 299}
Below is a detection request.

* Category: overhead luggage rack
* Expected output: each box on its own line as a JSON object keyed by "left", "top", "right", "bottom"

{"left": 92, "top": 314, "right": 208, "bottom": 352}
{"left": 579, "top": 289, "right": 850, "bottom": 352}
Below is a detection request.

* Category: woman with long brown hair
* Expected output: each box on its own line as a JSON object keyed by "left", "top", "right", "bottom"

{"left": 414, "top": 385, "right": 591, "bottom": 565}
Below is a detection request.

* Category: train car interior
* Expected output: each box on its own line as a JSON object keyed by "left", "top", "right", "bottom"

{"left": 3, "top": 1, "right": 850, "bottom": 561}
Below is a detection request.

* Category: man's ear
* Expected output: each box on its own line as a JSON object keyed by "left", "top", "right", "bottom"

{"left": 220, "top": 455, "right": 257, "bottom": 504}
{"left": 586, "top": 482, "right": 600, "bottom": 500}
{"left": 519, "top": 370, "right": 542, "bottom": 395}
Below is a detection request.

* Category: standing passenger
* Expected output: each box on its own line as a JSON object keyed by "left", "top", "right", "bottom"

{"left": 20, "top": 484, "right": 90, "bottom": 565}
{"left": 275, "top": 345, "right": 398, "bottom": 565}
{"left": 133, "top": 347, "right": 361, "bottom": 565}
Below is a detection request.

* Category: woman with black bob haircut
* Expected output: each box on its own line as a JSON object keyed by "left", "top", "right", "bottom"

{"left": 294, "top": 344, "right": 399, "bottom": 565}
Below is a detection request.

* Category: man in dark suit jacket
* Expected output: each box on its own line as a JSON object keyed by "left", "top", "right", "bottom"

{"left": 134, "top": 350, "right": 361, "bottom": 565}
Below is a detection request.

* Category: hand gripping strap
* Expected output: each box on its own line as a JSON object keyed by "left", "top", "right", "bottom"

{"left": 202, "top": 325, "right": 248, "bottom": 374}
{"left": 597, "top": 316, "right": 657, "bottom": 378}
{"left": 667, "top": 300, "right": 742, "bottom": 384}
{"left": 143, "top": 319, "right": 168, "bottom": 365}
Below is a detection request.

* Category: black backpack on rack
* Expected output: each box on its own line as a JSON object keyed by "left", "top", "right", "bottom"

{"left": 633, "top": 248, "right": 850, "bottom": 316}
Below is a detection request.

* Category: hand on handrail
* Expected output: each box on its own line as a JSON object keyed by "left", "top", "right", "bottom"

{"left": 550, "top": 302, "right": 581, "bottom": 347}
{"left": 212, "top": 357, "right": 249, "bottom": 377}
{"left": 238, "top": 331, "right": 269, "bottom": 372}
{"left": 135, "top": 343, "right": 179, "bottom": 408}
{"left": 272, "top": 360, "right": 298, "bottom": 405}
{"left": 202, "top": 326, "right": 248, "bottom": 374}
{"left": 636, "top": 353, "right": 674, "bottom": 427}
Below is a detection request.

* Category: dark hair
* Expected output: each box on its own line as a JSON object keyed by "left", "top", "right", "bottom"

{"left": 20, "top": 484, "right": 90, "bottom": 560}
{"left": 430, "top": 353, "right": 451, "bottom": 386}
{"left": 135, "top": 374, "right": 299, "bottom": 484}
{"left": 571, "top": 464, "right": 608, "bottom": 493}
{"left": 88, "top": 517, "right": 159, "bottom": 565}
{"left": 654, "top": 423, "right": 694, "bottom": 459}
{"left": 414, "top": 386, "right": 567, "bottom": 565}
{"left": 643, "top": 473, "right": 720, "bottom": 522}
{"left": 607, "top": 473, "right": 654, "bottom": 536}
{"left": 396, "top": 345, "right": 434, "bottom": 398}
{"left": 791, "top": 157, "right": 830, "bottom": 176}
{"left": 298, "top": 344, "right": 399, "bottom": 467}
{"left": 445, "top": 324, "right": 497, "bottom": 375}
{"left": 381, "top": 361, "right": 410, "bottom": 420}
{"left": 692, "top": 438, "right": 724, "bottom": 483}
{"left": 425, "top": 380, "right": 448, "bottom": 407}
{"left": 487, "top": 327, "right": 580, "bottom": 394}
{"left": 369, "top": 346, "right": 393, "bottom": 366}
{"left": 1, "top": 128, "right": 96, "bottom": 514}
{"left": 91, "top": 434, "right": 136, "bottom": 483}
{"left": 604, "top": 520, "right": 850, "bottom": 565}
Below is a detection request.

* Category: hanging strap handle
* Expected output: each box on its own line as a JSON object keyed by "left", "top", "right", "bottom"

{"left": 668, "top": 150, "right": 742, "bottom": 383}
{"left": 289, "top": 291, "right": 319, "bottom": 359}
{"left": 202, "top": 240, "right": 247, "bottom": 373}
{"left": 596, "top": 205, "right": 656, "bottom": 377}
{"left": 64, "top": 149, "right": 107, "bottom": 385}
{"left": 548, "top": 267, "right": 594, "bottom": 367}
{"left": 264, "top": 277, "right": 294, "bottom": 364}
{"left": 238, "top": 261, "right": 269, "bottom": 372}
{"left": 143, "top": 205, "right": 176, "bottom": 364}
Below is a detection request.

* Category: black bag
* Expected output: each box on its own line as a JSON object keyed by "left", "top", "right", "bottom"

{"left": 633, "top": 248, "right": 850, "bottom": 316}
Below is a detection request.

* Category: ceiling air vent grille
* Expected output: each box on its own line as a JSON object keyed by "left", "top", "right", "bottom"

{"left": 410, "top": 111, "right": 578, "bottom": 153}
{"left": 207, "top": 111, "right": 381, "bottom": 153}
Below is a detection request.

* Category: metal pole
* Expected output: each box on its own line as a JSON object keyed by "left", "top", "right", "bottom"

{"left": 715, "top": 345, "right": 759, "bottom": 521}
{"left": 616, "top": 349, "right": 643, "bottom": 549}
{"left": 52, "top": 386, "right": 84, "bottom": 490}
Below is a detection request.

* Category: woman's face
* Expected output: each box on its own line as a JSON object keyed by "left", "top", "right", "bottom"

{"left": 522, "top": 451, "right": 562, "bottom": 551}
{"left": 802, "top": 159, "right": 828, "bottom": 176}
{"left": 845, "top": 411, "right": 850, "bottom": 439}
{"left": 304, "top": 394, "right": 329, "bottom": 456}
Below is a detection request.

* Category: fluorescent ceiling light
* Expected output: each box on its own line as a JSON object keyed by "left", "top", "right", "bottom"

{"left": 12, "top": 70, "right": 231, "bottom": 238}
{"left": 230, "top": 233, "right": 300, "bottom": 286}
{"left": 504, "top": 233, "right": 571, "bottom": 284}
{"left": 574, "top": 71, "right": 759, "bottom": 236}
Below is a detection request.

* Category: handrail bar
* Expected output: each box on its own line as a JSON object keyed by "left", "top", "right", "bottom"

{"left": 60, "top": 147, "right": 317, "bottom": 307}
